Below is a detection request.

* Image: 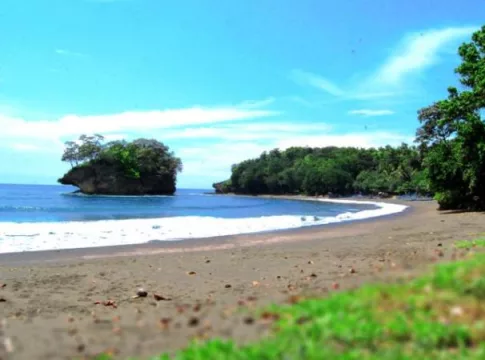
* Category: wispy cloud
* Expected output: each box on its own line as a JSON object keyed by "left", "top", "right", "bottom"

{"left": 290, "top": 70, "right": 345, "bottom": 97}
{"left": 290, "top": 69, "right": 397, "bottom": 101}
{"left": 348, "top": 109, "right": 395, "bottom": 117}
{"left": 178, "top": 131, "right": 412, "bottom": 179}
{"left": 372, "top": 26, "right": 477, "bottom": 86}
{"left": 237, "top": 97, "right": 276, "bottom": 109}
{"left": 291, "top": 25, "right": 478, "bottom": 102}
{"left": 10, "top": 143, "right": 40, "bottom": 151}
{"left": 55, "top": 49, "right": 88, "bottom": 58}
{"left": 161, "top": 122, "right": 331, "bottom": 141}
{"left": 277, "top": 132, "right": 412, "bottom": 150}
{"left": 0, "top": 101, "right": 279, "bottom": 152}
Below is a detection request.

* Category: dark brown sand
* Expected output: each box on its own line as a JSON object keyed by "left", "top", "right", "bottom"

{"left": 1, "top": 199, "right": 484, "bottom": 359}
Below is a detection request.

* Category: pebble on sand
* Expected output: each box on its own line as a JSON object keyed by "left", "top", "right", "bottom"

{"left": 136, "top": 288, "right": 148, "bottom": 297}
{"left": 154, "top": 294, "right": 172, "bottom": 301}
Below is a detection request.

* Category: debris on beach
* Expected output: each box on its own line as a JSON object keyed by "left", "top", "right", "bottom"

{"left": 224, "top": 284, "right": 232, "bottom": 288}
{"left": 349, "top": 267, "right": 357, "bottom": 274}
{"left": 243, "top": 316, "right": 255, "bottom": 325}
{"left": 159, "top": 317, "right": 172, "bottom": 329}
{"left": 94, "top": 300, "right": 117, "bottom": 308}
{"left": 332, "top": 282, "right": 340, "bottom": 290}
{"left": 187, "top": 271, "right": 197, "bottom": 275}
{"left": 133, "top": 288, "right": 148, "bottom": 298}
{"left": 154, "top": 293, "right": 172, "bottom": 301}
{"left": 0, "top": 284, "right": 6, "bottom": 289}
{"left": 260, "top": 311, "right": 280, "bottom": 323}
{"left": 176, "top": 304, "right": 190, "bottom": 314}
{"left": 287, "top": 295, "right": 303, "bottom": 304}
{"left": 450, "top": 305, "right": 464, "bottom": 317}
{"left": 188, "top": 317, "right": 200, "bottom": 327}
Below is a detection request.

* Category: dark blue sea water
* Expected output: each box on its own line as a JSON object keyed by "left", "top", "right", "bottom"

{"left": 0, "top": 184, "right": 374, "bottom": 223}
{"left": 0, "top": 184, "right": 408, "bottom": 253}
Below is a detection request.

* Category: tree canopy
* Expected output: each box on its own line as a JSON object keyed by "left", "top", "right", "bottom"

{"left": 60, "top": 134, "right": 182, "bottom": 193}
{"left": 214, "top": 145, "right": 429, "bottom": 197}
{"left": 415, "top": 25, "right": 485, "bottom": 210}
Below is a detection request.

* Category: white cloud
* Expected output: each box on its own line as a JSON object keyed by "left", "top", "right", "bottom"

{"left": 292, "top": 25, "right": 478, "bottom": 100}
{"left": 238, "top": 97, "right": 276, "bottom": 109}
{"left": 0, "top": 104, "right": 279, "bottom": 151}
{"left": 55, "top": 49, "right": 88, "bottom": 58}
{"left": 290, "top": 69, "right": 344, "bottom": 97}
{"left": 348, "top": 109, "right": 395, "bottom": 117}
{"left": 290, "top": 69, "right": 397, "bottom": 101}
{"left": 276, "top": 132, "right": 412, "bottom": 150}
{"left": 178, "top": 131, "right": 412, "bottom": 182}
{"left": 10, "top": 143, "right": 40, "bottom": 151}
{"left": 179, "top": 142, "right": 269, "bottom": 176}
{"left": 372, "top": 26, "right": 477, "bottom": 86}
{"left": 162, "top": 122, "right": 331, "bottom": 141}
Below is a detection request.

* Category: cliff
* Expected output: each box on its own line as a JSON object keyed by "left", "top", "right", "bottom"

{"left": 58, "top": 136, "right": 182, "bottom": 195}
{"left": 58, "top": 161, "right": 177, "bottom": 195}
{"left": 212, "top": 180, "right": 233, "bottom": 194}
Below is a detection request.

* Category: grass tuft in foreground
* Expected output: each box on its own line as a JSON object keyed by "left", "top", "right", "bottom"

{"left": 455, "top": 238, "right": 485, "bottom": 249}
{"left": 98, "top": 247, "right": 485, "bottom": 360}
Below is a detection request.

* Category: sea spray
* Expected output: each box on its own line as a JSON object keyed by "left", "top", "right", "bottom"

{"left": 0, "top": 200, "right": 407, "bottom": 253}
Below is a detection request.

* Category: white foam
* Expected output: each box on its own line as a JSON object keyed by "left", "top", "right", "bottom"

{"left": 0, "top": 199, "right": 407, "bottom": 253}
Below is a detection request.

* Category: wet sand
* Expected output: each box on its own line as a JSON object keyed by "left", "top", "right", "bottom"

{"left": 1, "top": 199, "right": 484, "bottom": 359}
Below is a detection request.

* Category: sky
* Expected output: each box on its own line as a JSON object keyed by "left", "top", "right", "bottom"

{"left": 0, "top": 0, "right": 483, "bottom": 189}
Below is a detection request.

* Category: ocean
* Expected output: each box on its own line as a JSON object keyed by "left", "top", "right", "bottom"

{"left": 0, "top": 184, "right": 407, "bottom": 253}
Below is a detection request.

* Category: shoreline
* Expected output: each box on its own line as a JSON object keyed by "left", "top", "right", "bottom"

{"left": 1, "top": 199, "right": 485, "bottom": 359}
{"left": 0, "top": 196, "right": 410, "bottom": 262}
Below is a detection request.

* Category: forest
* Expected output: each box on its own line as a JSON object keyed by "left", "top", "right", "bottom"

{"left": 214, "top": 145, "right": 428, "bottom": 197}
{"left": 214, "top": 25, "right": 485, "bottom": 210}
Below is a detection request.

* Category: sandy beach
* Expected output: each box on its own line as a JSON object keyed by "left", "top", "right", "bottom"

{"left": 1, "top": 198, "right": 485, "bottom": 359}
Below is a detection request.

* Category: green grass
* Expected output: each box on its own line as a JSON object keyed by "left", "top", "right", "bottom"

{"left": 455, "top": 238, "right": 485, "bottom": 249}
{"left": 97, "top": 247, "right": 485, "bottom": 360}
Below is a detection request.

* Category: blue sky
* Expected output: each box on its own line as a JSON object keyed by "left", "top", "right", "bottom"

{"left": 0, "top": 0, "right": 483, "bottom": 189}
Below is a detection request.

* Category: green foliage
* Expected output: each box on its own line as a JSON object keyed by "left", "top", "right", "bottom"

{"left": 97, "top": 246, "right": 485, "bottom": 360}
{"left": 60, "top": 135, "right": 182, "bottom": 181}
{"left": 416, "top": 26, "right": 485, "bottom": 210}
{"left": 216, "top": 145, "right": 427, "bottom": 196}
{"left": 61, "top": 134, "right": 104, "bottom": 166}
{"left": 455, "top": 239, "right": 485, "bottom": 249}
